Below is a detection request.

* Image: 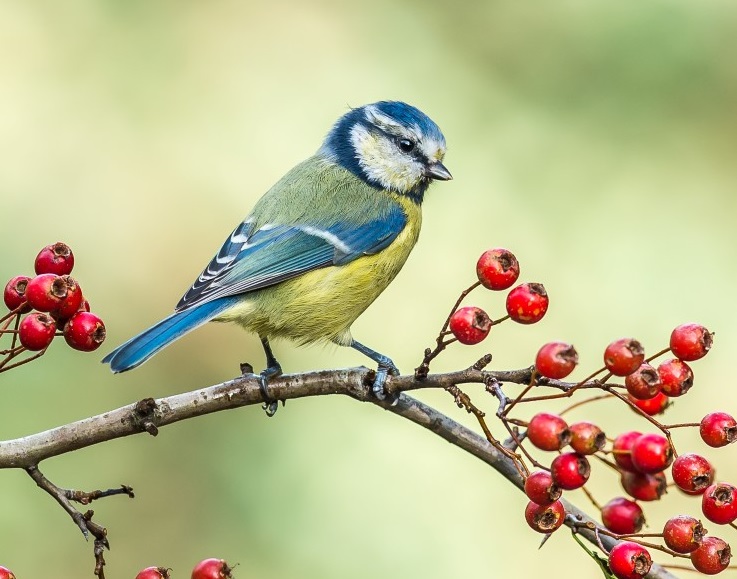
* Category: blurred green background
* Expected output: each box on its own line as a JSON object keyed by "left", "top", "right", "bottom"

{"left": 1, "top": 1, "right": 737, "bottom": 577}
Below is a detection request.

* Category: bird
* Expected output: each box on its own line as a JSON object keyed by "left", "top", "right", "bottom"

{"left": 102, "top": 100, "right": 451, "bottom": 414}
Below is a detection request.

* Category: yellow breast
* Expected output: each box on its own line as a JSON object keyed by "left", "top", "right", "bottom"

{"left": 217, "top": 195, "right": 422, "bottom": 346}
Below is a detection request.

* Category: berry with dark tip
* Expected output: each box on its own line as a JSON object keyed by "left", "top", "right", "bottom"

{"left": 663, "top": 515, "right": 705, "bottom": 554}
{"left": 191, "top": 558, "right": 234, "bottom": 579}
{"left": 34, "top": 242, "right": 74, "bottom": 275}
{"left": 672, "top": 453, "right": 715, "bottom": 495}
{"left": 527, "top": 412, "right": 571, "bottom": 451}
{"left": 524, "top": 499, "right": 565, "bottom": 533}
{"left": 63, "top": 311, "right": 106, "bottom": 351}
{"left": 658, "top": 358, "right": 694, "bottom": 397}
{"left": 535, "top": 341, "right": 578, "bottom": 379}
{"left": 625, "top": 363, "right": 661, "bottom": 400}
{"left": 670, "top": 323, "right": 713, "bottom": 362}
{"left": 476, "top": 248, "right": 520, "bottom": 291}
{"left": 608, "top": 541, "right": 652, "bottom": 579}
{"left": 524, "top": 470, "right": 561, "bottom": 506}
{"left": 550, "top": 452, "right": 590, "bottom": 490}
{"left": 50, "top": 276, "right": 83, "bottom": 321}
{"left": 568, "top": 421, "right": 606, "bottom": 455}
{"left": 506, "top": 283, "right": 548, "bottom": 324}
{"left": 601, "top": 497, "right": 645, "bottom": 534}
{"left": 604, "top": 338, "right": 645, "bottom": 376}
{"left": 18, "top": 312, "right": 56, "bottom": 351}
{"left": 25, "top": 273, "right": 68, "bottom": 312}
{"left": 3, "top": 275, "right": 31, "bottom": 313}
{"left": 691, "top": 536, "right": 732, "bottom": 575}
{"left": 449, "top": 306, "right": 492, "bottom": 345}
{"left": 702, "top": 483, "right": 737, "bottom": 525}
{"left": 700, "top": 412, "right": 737, "bottom": 448}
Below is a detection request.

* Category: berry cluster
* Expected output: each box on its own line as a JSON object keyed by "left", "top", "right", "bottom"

{"left": 1, "top": 242, "right": 105, "bottom": 372}
{"left": 134, "top": 557, "right": 233, "bottom": 579}
{"left": 415, "top": 248, "right": 547, "bottom": 377}
{"left": 449, "top": 248, "right": 548, "bottom": 345}
{"left": 419, "top": 248, "right": 734, "bottom": 578}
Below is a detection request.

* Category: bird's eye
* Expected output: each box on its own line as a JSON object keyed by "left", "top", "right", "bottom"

{"left": 397, "top": 138, "right": 415, "bottom": 153}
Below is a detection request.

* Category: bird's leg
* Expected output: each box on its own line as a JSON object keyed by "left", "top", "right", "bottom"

{"left": 259, "top": 336, "right": 282, "bottom": 417}
{"left": 350, "top": 340, "right": 399, "bottom": 402}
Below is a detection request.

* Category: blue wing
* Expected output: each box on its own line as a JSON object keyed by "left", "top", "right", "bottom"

{"left": 103, "top": 198, "right": 407, "bottom": 372}
{"left": 175, "top": 204, "right": 407, "bottom": 311}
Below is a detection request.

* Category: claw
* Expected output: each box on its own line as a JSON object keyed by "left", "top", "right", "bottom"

{"left": 350, "top": 339, "right": 401, "bottom": 403}
{"left": 371, "top": 360, "right": 400, "bottom": 405}
{"left": 259, "top": 364, "right": 282, "bottom": 417}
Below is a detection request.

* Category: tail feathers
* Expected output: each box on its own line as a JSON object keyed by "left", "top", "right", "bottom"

{"left": 102, "top": 298, "right": 236, "bottom": 373}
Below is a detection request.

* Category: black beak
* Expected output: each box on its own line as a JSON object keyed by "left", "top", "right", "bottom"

{"left": 425, "top": 161, "right": 453, "bottom": 181}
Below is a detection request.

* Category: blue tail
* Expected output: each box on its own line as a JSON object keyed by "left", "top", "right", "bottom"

{"left": 102, "top": 298, "right": 238, "bottom": 373}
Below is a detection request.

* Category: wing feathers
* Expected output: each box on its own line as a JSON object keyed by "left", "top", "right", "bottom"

{"left": 176, "top": 203, "right": 407, "bottom": 312}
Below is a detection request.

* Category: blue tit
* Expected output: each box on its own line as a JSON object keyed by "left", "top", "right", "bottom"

{"left": 102, "top": 101, "right": 451, "bottom": 413}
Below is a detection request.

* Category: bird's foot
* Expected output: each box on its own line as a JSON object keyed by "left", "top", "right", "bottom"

{"left": 259, "top": 364, "right": 283, "bottom": 417}
{"left": 372, "top": 356, "right": 400, "bottom": 405}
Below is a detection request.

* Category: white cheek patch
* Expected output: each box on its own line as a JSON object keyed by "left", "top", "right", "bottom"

{"left": 350, "top": 124, "right": 424, "bottom": 193}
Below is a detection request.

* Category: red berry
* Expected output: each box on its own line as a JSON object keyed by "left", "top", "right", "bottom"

{"left": 25, "top": 273, "right": 69, "bottom": 312}
{"left": 700, "top": 412, "right": 737, "bottom": 448}
{"left": 628, "top": 391, "right": 669, "bottom": 416}
{"left": 527, "top": 412, "right": 571, "bottom": 451}
{"left": 604, "top": 338, "right": 644, "bottom": 376}
{"left": 476, "top": 248, "right": 520, "bottom": 291}
{"left": 691, "top": 536, "right": 732, "bottom": 575}
{"left": 191, "top": 558, "right": 233, "bottom": 579}
{"left": 524, "top": 470, "right": 562, "bottom": 506}
{"left": 34, "top": 242, "right": 74, "bottom": 275}
{"left": 608, "top": 541, "right": 652, "bottom": 579}
{"left": 612, "top": 431, "right": 642, "bottom": 473}
{"left": 569, "top": 421, "right": 606, "bottom": 455}
{"left": 18, "top": 312, "right": 56, "bottom": 351}
{"left": 601, "top": 497, "right": 645, "bottom": 534}
{"left": 672, "top": 453, "right": 715, "bottom": 495}
{"left": 631, "top": 433, "right": 673, "bottom": 474}
{"left": 3, "top": 275, "right": 32, "bottom": 313}
{"left": 505, "top": 282, "right": 548, "bottom": 324}
{"left": 670, "top": 323, "right": 713, "bottom": 362}
{"left": 136, "top": 567, "right": 171, "bottom": 579}
{"left": 535, "top": 341, "right": 578, "bottom": 379}
{"left": 0, "top": 566, "right": 16, "bottom": 579}
{"left": 63, "top": 311, "right": 106, "bottom": 351}
{"left": 658, "top": 358, "right": 694, "bottom": 397}
{"left": 663, "top": 515, "right": 705, "bottom": 554}
{"left": 702, "top": 483, "right": 737, "bottom": 525}
{"left": 550, "top": 452, "right": 590, "bottom": 490}
{"left": 50, "top": 276, "right": 83, "bottom": 321}
{"left": 621, "top": 471, "right": 667, "bottom": 501}
{"left": 624, "top": 364, "right": 661, "bottom": 400}
{"left": 524, "top": 500, "right": 565, "bottom": 533}
{"left": 448, "top": 306, "right": 492, "bottom": 345}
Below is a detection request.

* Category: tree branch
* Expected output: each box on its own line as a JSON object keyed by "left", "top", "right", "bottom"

{"left": 0, "top": 366, "right": 680, "bottom": 578}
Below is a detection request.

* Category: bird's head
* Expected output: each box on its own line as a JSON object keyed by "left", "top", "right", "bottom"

{"left": 320, "top": 101, "right": 451, "bottom": 202}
